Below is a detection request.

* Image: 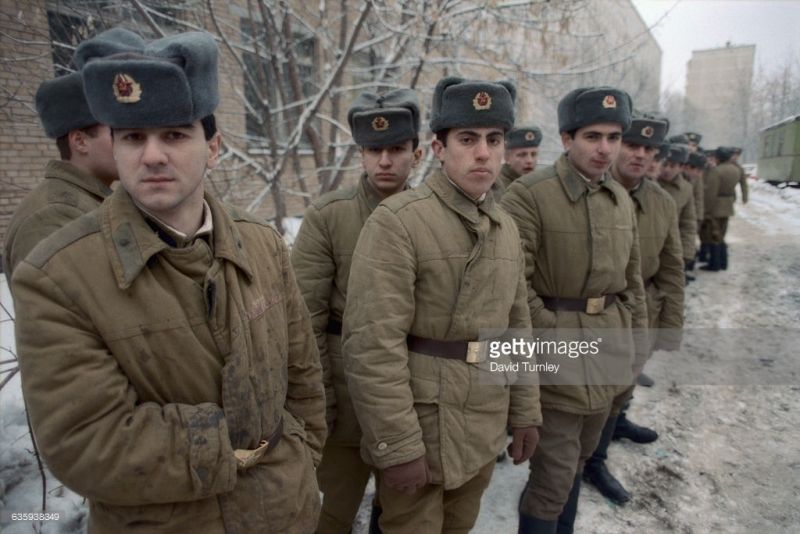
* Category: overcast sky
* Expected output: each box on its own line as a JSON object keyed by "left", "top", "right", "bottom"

{"left": 631, "top": 0, "right": 800, "bottom": 95}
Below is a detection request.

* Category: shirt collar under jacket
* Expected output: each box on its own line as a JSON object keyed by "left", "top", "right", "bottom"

{"left": 427, "top": 169, "right": 503, "bottom": 226}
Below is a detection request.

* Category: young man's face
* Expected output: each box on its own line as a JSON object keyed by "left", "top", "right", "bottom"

{"left": 561, "top": 122, "right": 622, "bottom": 182}
{"left": 684, "top": 165, "right": 703, "bottom": 181}
{"left": 432, "top": 127, "right": 504, "bottom": 199}
{"left": 361, "top": 140, "right": 421, "bottom": 198}
{"left": 659, "top": 160, "right": 683, "bottom": 182}
{"left": 113, "top": 121, "right": 221, "bottom": 227}
{"left": 615, "top": 141, "right": 657, "bottom": 183}
{"left": 71, "top": 125, "right": 118, "bottom": 185}
{"left": 648, "top": 158, "right": 663, "bottom": 178}
{"left": 505, "top": 146, "right": 539, "bottom": 176}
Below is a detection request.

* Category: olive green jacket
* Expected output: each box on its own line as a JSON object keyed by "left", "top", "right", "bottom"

{"left": 658, "top": 174, "right": 697, "bottom": 261}
{"left": 626, "top": 176, "right": 685, "bottom": 353}
{"left": 342, "top": 169, "right": 541, "bottom": 490}
{"left": 691, "top": 172, "right": 705, "bottom": 222}
{"left": 291, "top": 174, "right": 385, "bottom": 446}
{"left": 492, "top": 163, "right": 521, "bottom": 199}
{"left": 501, "top": 154, "right": 648, "bottom": 414}
{"left": 3, "top": 160, "right": 112, "bottom": 281}
{"left": 706, "top": 161, "right": 747, "bottom": 218}
{"left": 13, "top": 187, "right": 325, "bottom": 533}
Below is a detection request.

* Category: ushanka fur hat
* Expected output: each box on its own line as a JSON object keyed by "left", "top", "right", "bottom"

{"left": 557, "top": 86, "right": 632, "bottom": 133}
{"left": 35, "top": 73, "right": 97, "bottom": 138}
{"left": 348, "top": 89, "right": 420, "bottom": 147}
{"left": 505, "top": 126, "right": 543, "bottom": 149}
{"left": 429, "top": 77, "right": 515, "bottom": 133}
{"left": 82, "top": 31, "right": 219, "bottom": 128}
{"left": 622, "top": 115, "right": 669, "bottom": 147}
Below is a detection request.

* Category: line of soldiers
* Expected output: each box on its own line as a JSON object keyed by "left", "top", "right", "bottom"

{"left": 3, "top": 26, "right": 749, "bottom": 534}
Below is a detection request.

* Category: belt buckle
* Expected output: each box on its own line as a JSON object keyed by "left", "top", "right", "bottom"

{"left": 585, "top": 296, "right": 605, "bottom": 315}
{"left": 466, "top": 341, "right": 485, "bottom": 363}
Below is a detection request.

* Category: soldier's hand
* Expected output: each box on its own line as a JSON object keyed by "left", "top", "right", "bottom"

{"left": 382, "top": 456, "right": 430, "bottom": 495}
{"left": 508, "top": 426, "right": 539, "bottom": 465}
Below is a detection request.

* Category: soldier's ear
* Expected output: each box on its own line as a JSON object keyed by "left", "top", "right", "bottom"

{"left": 69, "top": 129, "right": 91, "bottom": 156}
{"left": 413, "top": 147, "right": 423, "bottom": 165}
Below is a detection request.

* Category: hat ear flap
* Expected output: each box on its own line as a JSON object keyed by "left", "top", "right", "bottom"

{"left": 431, "top": 76, "right": 464, "bottom": 125}
{"left": 348, "top": 91, "right": 380, "bottom": 132}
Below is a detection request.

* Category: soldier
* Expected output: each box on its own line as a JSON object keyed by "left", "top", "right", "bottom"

{"left": 501, "top": 86, "right": 647, "bottom": 533}
{"left": 342, "top": 77, "right": 541, "bottom": 533}
{"left": 647, "top": 142, "right": 669, "bottom": 180}
{"left": 494, "top": 125, "right": 543, "bottom": 197}
{"left": 2, "top": 27, "right": 145, "bottom": 280}
{"left": 684, "top": 151, "right": 707, "bottom": 253}
{"left": 683, "top": 131, "right": 702, "bottom": 152}
{"left": 12, "top": 31, "right": 325, "bottom": 533}
{"left": 657, "top": 144, "right": 697, "bottom": 283}
{"left": 291, "top": 89, "right": 422, "bottom": 534}
{"left": 701, "top": 146, "right": 747, "bottom": 271}
{"left": 583, "top": 115, "right": 684, "bottom": 505}
{"left": 698, "top": 148, "right": 718, "bottom": 263}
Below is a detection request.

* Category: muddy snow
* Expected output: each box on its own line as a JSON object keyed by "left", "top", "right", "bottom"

{"left": 2, "top": 179, "right": 798, "bottom": 533}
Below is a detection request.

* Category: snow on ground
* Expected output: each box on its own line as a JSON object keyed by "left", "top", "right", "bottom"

{"left": 2, "top": 179, "right": 799, "bottom": 533}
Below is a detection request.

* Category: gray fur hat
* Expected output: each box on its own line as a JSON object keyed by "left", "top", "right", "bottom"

{"left": 665, "top": 143, "right": 689, "bottom": 164}
{"left": 557, "top": 86, "right": 632, "bottom": 133}
{"left": 655, "top": 143, "right": 670, "bottom": 161}
{"left": 668, "top": 134, "right": 689, "bottom": 145}
{"left": 82, "top": 31, "right": 219, "bottom": 128}
{"left": 506, "top": 126, "right": 542, "bottom": 149}
{"left": 73, "top": 27, "right": 146, "bottom": 69}
{"left": 687, "top": 152, "right": 707, "bottom": 168}
{"left": 429, "top": 77, "right": 515, "bottom": 133}
{"left": 348, "top": 89, "right": 420, "bottom": 147}
{"left": 684, "top": 131, "right": 702, "bottom": 144}
{"left": 622, "top": 116, "right": 669, "bottom": 147}
{"left": 715, "top": 146, "right": 734, "bottom": 162}
{"left": 35, "top": 72, "right": 97, "bottom": 138}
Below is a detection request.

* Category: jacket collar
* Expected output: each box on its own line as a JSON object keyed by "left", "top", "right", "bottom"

{"left": 610, "top": 166, "right": 647, "bottom": 214}
{"left": 427, "top": 168, "right": 504, "bottom": 225}
{"left": 102, "top": 187, "right": 254, "bottom": 289}
{"left": 45, "top": 160, "right": 113, "bottom": 200}
{"left": 358, "top": 173, "right": 387, "bottom": 212}
{"left": 556, "top": 153, "right": 619, "bottom": 204}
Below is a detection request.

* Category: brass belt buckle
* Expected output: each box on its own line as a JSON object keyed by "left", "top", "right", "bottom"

{"left": 585, "top": 296, "right": 605, "bottom": 315}
{"left": 466, "top": 341, "right": 486, "bottom": 363}
{"left": 233, "top": 439, "right": 269, "bottom": 470}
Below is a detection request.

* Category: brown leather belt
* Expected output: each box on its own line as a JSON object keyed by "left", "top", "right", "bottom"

{"left": 406, "top": 334, "right": 486, "bottom": 363}
{"left": 541, "top": 294, "right": 617, "bottom": 314}
{"left": 327, "top": 319, "right": 343, "bottom": 336}
{"left": 233, "top": 418, "right": 283, "bottom": 470}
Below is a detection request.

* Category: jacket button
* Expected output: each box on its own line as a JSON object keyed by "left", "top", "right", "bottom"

{"left": 377, "top": 442, "right": 387, "bottom": 451}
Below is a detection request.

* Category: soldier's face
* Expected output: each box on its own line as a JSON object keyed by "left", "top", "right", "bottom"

{"left": 684, "top": 165, "right": 702, "bottom": 181}
{"left": 659, "top": 160, "right": 682, "bottom": 182}
{"left": 615, "top": 141, "right": 656, "bottom": 182}
{"left": 113, "top": 122, "right": 221, "bottom": 228}
{"left": 561, "top": 123, "right": 622, "bottom": 182}
{"left": 505, "top": 146, "right": 539, "bottom": 176}
{"left": 648, "top": 159, "right": 663, "bottom": 178}
{"left": 432, "top": 127, "right": 505, "bottom": 199}
{"left": 361, "top": 140, "right": 421, "bottom": 199}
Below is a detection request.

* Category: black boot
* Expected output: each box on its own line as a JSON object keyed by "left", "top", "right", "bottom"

{"left": 700, "top": 244, "right": 721, "bottom": 271}
{"left": 368, "top": 504, "right": 382, "bottom": 534}
{"left": 613, "top": 411, "right": 658, "bottom": 444}
{"left": 518, "top": 514, "right": 558, "bottom": 534}
{"left": 636, "top": 372, "right": 654, "bottom": 387}
{"left": 697, "top": 244, "right": 709, "bottom": 263}
{"left": 556, "top": 474, "right": 582, "bottom": 533}
{"left": 583, "top": 416, "right": 631, "bottom": 506}
{"left": 720, "top": 242, "right": 728, "bottom": 270}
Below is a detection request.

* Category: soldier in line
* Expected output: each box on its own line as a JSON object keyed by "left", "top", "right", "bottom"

{"left": 647, "top": 143, "right": 669, "bottom": 181}
{"left": 2, "top": 28, "right": 145, "bottom": 281}
{"left": 12, "top": 31, "right": 325, "bottom": 533}
{"left": 683, "top": 131, "right": 702, "bottom": 153}
{"left": 502, "top": 86, "right": 647, "bottom": 533}
{"left": 342, "top": 77, "right": 541, "bottom": 533}
{"left": 698, "top": 148, "right": 718, "bottom": 263}
{"left": 657, "top": 144, "right": 697, "bottom": 284}
{"left": 684, "top": 151, "right": 708, "bottom": 261}
{"left": 583, "top": 115, "right": 684, "bottom": 506}
{"left": 701, "top": 146, "right": 747, "bottom": 272}
{"left": 494, "top": 125, "right": 543, "bottom": 197}
{"left": 291, "top": 89, "right": 422, "bottom": 533}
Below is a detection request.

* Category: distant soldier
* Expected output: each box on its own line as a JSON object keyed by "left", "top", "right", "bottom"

{"left": 683, "top": 131, "right": 702, "bottom": 153}
{"left": 494, "top": 125, "right": 543, "bottom": 197}
{"left": 658, "top": 144, "right": 697, "bottom": 283}
{"left": 584, "top": 115, "right": 684, "bottom": 505}
{"left": 502, "top": 86, "right": 647, "bottom": 533}
{"left": 684, "top": 151, "right": 708, "bottom": 249}
{"left": 730, "top": 146, "right": 750, "bottom": 203}
{"left": 342, "top": 77, "right": 541, "bottom": 533}
{"left": 291, "top": 88, "right": 422, "bottom": 534}
{"left": 698, "top": 148, "right": 718, "bottom": 263}
{"left": 647, "top": 142, "right": 669, "bottom": 180}
{"left": 701, "top": 146, "right": 747, "bottom": 271}
{"left": 3, "top": 28, "right": 145, "bottom": 281}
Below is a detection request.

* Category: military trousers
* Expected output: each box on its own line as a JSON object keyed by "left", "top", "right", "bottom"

{"left": 520, "top": 407, "right": 611, "bottom": 520}
{"left": 376, "top": 458, "right": 495, "bottom": 534}
{"left": 316, "top": 441, "right": 374, "bottom": 533}
{"left": 700, "top": 217, "right": 729, "bottom": 245}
